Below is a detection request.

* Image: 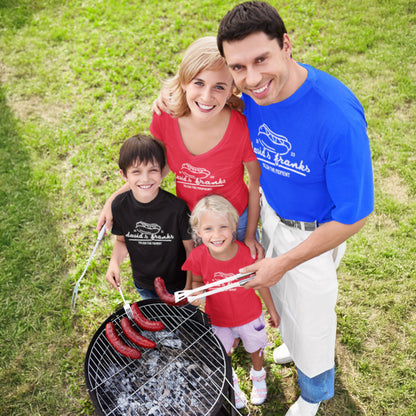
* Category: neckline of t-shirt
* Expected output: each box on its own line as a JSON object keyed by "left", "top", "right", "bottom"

{"left": 244, "top": 62, "right": 314, "bottom": 109}
{"left": 175, "top": 110, "right": 235, "bottom": 159}
{"left": 129, "top": 188, "right": 162, "bottom": 207}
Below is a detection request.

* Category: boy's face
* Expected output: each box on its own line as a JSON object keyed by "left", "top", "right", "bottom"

{"left": 121, "top": 159, "right": 162, "bottom": 203}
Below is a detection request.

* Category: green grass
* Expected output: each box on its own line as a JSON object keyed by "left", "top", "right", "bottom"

{"left": 0, "top": 0, "right": 415, "bottom": 415}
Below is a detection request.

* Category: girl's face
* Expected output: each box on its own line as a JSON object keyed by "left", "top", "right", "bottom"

{"left": 182, "top": 65, "right": 234, "bottom": 121}
{"left": 121, "top": 159, "right": 162, "bottom": 203}
{"left": 197, "top": 210, "right": 236, "bottom": 260}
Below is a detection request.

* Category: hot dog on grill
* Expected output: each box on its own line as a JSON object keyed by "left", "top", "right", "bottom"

{"left": 154, "top": 276, "right": 187, "bottom": 306}
{"left": 131, "top": 302, "right": 164, "bottom": 331}
{"left": 120, "top": 317, "right": 156, "bottom": 349}
{"left": 105, "top": 321, "right": 142, "bottom": 359}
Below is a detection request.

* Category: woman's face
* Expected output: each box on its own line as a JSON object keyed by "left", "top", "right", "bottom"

{"left": 182, "top": 65, "right": 234, "bottom": 120}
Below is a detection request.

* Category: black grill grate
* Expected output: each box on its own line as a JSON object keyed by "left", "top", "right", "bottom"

{"left": 84, "top": 300, "right": 241, "bottom": 416}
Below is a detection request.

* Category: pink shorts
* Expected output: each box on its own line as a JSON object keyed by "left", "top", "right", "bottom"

{"left": 212, "top": 314, "right": 268, "bottom": 354}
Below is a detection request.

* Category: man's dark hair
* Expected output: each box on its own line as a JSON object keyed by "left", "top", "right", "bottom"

{"left": 217, "top": 1, "right": 287, "bottom": 56}
{"left": 118, "top": 135, "right": 166, "bottom": 175}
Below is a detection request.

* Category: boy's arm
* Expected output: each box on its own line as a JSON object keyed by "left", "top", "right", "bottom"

{"left": 244, "top": 160, "right": 264, "bottom": 260}
{"left": 182, "top": 239, "right": 195, "bottom": 291}
{"left": 105, "top": 235, "right": 129, "bottom": 290}
{"left": 257, "top": 287, "right": 280, "bottom": 328}
{"left": 97, "top": 183, "right": 130, "bottom": 232}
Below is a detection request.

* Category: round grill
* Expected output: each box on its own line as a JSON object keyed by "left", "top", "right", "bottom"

{"left": 84, "top": 299, "right": 238, "bottom": 415}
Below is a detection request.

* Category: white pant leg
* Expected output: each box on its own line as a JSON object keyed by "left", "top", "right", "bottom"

{"left": 260, "top": 193, "right": 346, "bottom": 378}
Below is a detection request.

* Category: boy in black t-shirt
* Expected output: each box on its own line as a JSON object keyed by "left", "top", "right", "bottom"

{"left": 105, "top": 134, "right": 194, "bottom": 300}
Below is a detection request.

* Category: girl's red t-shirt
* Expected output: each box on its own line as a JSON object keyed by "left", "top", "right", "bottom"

{"left": 182, "top": 241, "right": 262, "bottom": 327}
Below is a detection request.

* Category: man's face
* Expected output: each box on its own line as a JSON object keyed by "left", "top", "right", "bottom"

{"left": 222, "top": 31, "right": 293, "bottom": 106}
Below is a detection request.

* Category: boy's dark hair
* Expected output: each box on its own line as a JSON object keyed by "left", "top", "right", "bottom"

{"left": 118, "top": 135, "right": 166, "bottom": 175}
{"left": 217, "top": 1, "right": 287, "bottom": 56}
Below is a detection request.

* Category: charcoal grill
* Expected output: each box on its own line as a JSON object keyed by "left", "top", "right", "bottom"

{"left": 85, "top": 299, "right": 245, "bottom": 416}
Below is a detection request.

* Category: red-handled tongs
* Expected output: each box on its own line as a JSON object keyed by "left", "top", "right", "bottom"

{"left": 174, "top": 272, "right": 255, "bottom": 303}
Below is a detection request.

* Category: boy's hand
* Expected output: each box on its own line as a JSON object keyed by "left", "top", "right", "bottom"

{"left": 105, "top": 265, "right": 121, "bottom": 290}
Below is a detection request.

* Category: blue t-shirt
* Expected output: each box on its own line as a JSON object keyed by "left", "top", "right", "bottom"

{"left": 243, "top": 63, "right": 374, "bottom": 224}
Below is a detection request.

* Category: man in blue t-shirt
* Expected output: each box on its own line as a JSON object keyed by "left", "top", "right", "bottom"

{"left": 217, "top": 2, "right": 374, "bottom": 415}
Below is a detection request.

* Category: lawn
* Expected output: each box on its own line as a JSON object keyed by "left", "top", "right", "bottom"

{"left": 0, "top": 0, "right": 415, "bottom": 415}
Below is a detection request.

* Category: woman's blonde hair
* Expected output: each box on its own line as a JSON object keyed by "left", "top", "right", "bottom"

{"left": 189, "top": 195, "right": 239, "bottom": 242}
{"left": 163, "top": 36, "right": 244, "bottom": 117}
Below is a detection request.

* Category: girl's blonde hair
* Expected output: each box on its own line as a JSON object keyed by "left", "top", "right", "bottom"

{"left": 189, "top": 195, "right": 239, "bottom": 241}
{"left": 163, "top": 36, "right": 244, "bottom": 117}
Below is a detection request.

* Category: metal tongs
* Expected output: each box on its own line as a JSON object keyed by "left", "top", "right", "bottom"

{"left": 71, "top": 224, "right": 106, "bottom": 310}
{"left": 118, "top": 285, "right": 134, "bottom": 320}
{"left": 174, "top": 272, "right": 255, "bottom": 303}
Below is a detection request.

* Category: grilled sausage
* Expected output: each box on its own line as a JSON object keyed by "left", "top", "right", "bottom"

{"left": 131, "top": 302, "right": 164, "bottom": 331}
{"left": 120, "top": 317, "right": 156, "bottom": 349}
{"left": 105, "top": 321, "right": 142, "bottom": 359}
{"left": 154, "top": 276, "right": 187, "bottom": 306}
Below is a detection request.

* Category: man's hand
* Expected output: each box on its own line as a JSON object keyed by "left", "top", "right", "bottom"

{"left": 240, "top": 257, "right": 287, "bottom": 289}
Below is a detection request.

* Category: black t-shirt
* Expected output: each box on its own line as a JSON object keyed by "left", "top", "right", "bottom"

{"left": 111, "top": 189, "right": 192, "bottom": 291}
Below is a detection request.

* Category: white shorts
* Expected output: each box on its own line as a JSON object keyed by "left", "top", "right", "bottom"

{"left": 212, "top": 315, "right": 268, "bottom": 354}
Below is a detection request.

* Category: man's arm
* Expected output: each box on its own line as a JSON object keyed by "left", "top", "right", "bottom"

{"left": 240, "top": 217, "right": 368, "bottom": 289}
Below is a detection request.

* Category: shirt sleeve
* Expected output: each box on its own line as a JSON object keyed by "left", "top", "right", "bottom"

{"left": 178, "top": 200, "right": 192, "bottom": 241}
{"left": 181, "top": 247, "right": 202, "bottom": 276}
{"left": 110, "top": 196, "right": 123, "bottom": 236}
{"left": 325, "top": 122, "right": 374, "bottom": 224}
{"left": 150, "top": 112, "right": 165, "bottom": 143}
{"left": 236, "top": 112, "right": 258, "bottom": 163}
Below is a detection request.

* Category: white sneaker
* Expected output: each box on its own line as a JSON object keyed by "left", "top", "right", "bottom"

{"left": 249, "top": 367, "right": 267, "bottom": 405}
{"left": 273, "top": 343, "right": 293, "bottom": 364}
{"left": 232, "top": 369, "right": 247, "bottom": 409}
{"left": 285, "top": 396, "right": 321, "bottom": 416}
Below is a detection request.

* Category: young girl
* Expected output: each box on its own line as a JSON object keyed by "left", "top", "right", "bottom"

{"left": 182, "top": 195, "right": 280, "bottom": 408}
{"left": 98, "top": 36, "right": 263, "bottom": 259}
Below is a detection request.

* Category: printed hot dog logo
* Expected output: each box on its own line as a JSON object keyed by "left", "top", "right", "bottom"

{"left": 253, "top": 123, "right": 311, "bottom": 177}
{"left": 207, "top": 272, "right": 239, "bottom": 293}
{"left": 176, "top": 163, "right": 225, "bottom": 191}
{"left": 125, "top": 221, "right": 174, "bottom": 245}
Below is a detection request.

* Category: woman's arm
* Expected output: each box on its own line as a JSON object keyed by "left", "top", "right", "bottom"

{"left": 97, "top": 183, "right": 130, "bottom": 232}
{"left": 244, "top": 159, "right": 264, "bottom": 260}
